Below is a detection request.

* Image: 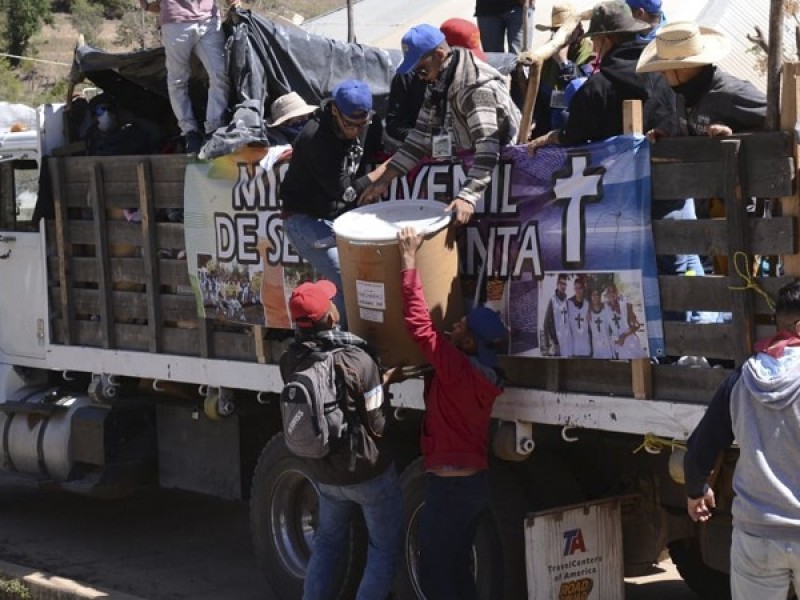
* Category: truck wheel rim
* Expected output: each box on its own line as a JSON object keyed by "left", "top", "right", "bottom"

{"left": 269, "top": 468, "right": 318, "bottom": 578}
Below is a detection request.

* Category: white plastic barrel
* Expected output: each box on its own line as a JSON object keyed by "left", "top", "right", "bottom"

{"left": 333, "top": 200, "right": 464, "bottom": 367}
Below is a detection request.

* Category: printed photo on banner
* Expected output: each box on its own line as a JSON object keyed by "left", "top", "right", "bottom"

{"left": 538, "top": 271, "right": 648, "bottom": 359}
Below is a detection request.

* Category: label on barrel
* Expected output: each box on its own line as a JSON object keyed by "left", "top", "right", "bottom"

{"left": 360, "top": 307, "right": 384, "bottom": 323}
{"left": 356, "top": 280, "right": 386, "bottom": 310}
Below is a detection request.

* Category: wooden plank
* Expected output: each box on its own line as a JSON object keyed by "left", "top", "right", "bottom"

{"left": 652, "top": 217, "right": 795, "bottom": 256}
{"left": 721, "top": 139, "right": 755, "bottom": 366}
{"left": 49, "top": 157, "right": 75, "bottom": 345}
{"left": 622, "top": 99, "right": 643, "bottom": 135}
{"left": 197, "top": 317, "right": 212, "bottom": 359}
{"left": 631, "top": 358, "right": 652, "bottom": 399}
{"left": 253, "top": 326, "right": 267, "bottom": 364}
{"left": 89, "top": 163, "right": 114, "bottom": 349}
{"left": 659, "top": 275, "right": 787, "bottom": 314}
{"left": 55, "top": 289, "right": 196, "bottom": 323}
{"left": 663, "top": 322, "right": 736, "bottom": 359}
{"left": 62, "top": 181, "right": 184, "bottom": 209}
{"left": 69, "top": 221, "right": 184, "bottom": 248}
{"left": 138, "top": 160, "right": 162, "bottom": 353}
{"left": 779, "top": 62, "right": 800, "bottom": 276}
{"left": 48, "top": 155, "right": 191, "bottom": 183}
{"left": 49, "top": 256, "right": 191, "bottom": 287}
{"left": 517, "top": 60, "right": 542, "bottom": 144}
{"left": 545, "top": 360, "right": 562, "bottom": 392}
{"left": 652, "top": 364, "right": 731, "bottom": 404}
{"left": 212, "top": 330, "right": 258, "bottom": 361}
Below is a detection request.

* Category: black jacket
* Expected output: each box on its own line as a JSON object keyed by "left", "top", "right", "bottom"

{"left": 280, "top": 330, "right": 395, "bottom": 485}
{"left": 562, "top": 41, "right": 678, "bottom": 145}
{"left": 385, "top": 72, "right": 427, "bottom": 143}
{"left": 280, "top": 99, "right": 384, "bottom": 220}
{"left": 674, "top": 65, "right": 766, "bottom": 136}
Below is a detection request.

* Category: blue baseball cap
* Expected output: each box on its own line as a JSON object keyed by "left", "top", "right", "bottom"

{"left": 332, "top": 79, "right": 373, "bottom": 119}
{"left": 626, "top": 0, "right": 662, "bottom": 14}
{"left": 466, "top": 306, "right": 507, "bottom": 368}
{"left": 397, "top": 24, "right": 446, "bottom": 75}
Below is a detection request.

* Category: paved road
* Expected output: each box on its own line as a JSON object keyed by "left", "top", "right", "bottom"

{"left": 0, "top": 473, "right": 700, "bottom": 599}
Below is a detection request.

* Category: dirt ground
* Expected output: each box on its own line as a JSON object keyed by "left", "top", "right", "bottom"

{"left": 0, "top": 471, "right": 701, "bottom": 600}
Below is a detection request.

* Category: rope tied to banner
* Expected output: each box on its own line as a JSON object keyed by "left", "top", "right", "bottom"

{"left": 633, "top": 433, "right": 687, "bottom": 455}
{"left": 728, "top": 250, "right": 775, "bottom": 312}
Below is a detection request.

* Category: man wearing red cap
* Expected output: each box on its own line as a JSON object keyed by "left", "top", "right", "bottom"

{"left": 396, "top": 226, "right": 507, "bottom": 599}
{"left": 282, "top": 280, "right": 402, "bottom": 600}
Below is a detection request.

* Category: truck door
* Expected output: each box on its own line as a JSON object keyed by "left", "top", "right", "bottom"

{"left": 0, "top": 158, "right": 47, "bottom": 360}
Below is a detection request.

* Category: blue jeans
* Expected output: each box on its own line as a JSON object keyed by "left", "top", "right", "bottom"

{"left": 419, "top": 471, "right": 490, "bottom": 600}
{"left": 285, "top": 213, "right": 347, "bottom": 330}
{"left": 730, "top": 529, "right": 800, "bottom": 600}
{"left": 303, "top": 465, "right": 403, "bottom": 600}
{"left": 477, "top": 6, "right": 533, "bottom": 54}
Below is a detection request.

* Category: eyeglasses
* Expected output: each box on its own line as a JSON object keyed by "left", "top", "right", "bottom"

{"left": 336, "top": 109, "right": 373, "bottom": 131}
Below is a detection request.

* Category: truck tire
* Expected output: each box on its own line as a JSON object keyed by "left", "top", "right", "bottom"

{"left": 249, "top": 433, "right": 365, "bottom": 600}
{"left": 393, "top": 458, "right": 504, "bottom": 600}
{"left": 668, "top": 537, "right": 731, "bottom": 600}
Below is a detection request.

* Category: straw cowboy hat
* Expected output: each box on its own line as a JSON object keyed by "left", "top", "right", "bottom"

{"left": 536, "top": 1, "right": 580, "bottom": 31}
{"left": 267, "top": 92, "right": 318, "bottom": 127}
{"left": 636, "top": 22, "right": 730, "bottom": 72}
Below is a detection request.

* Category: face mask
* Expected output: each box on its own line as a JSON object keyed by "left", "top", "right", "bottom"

{"left": 281, "top": 122, "right": 305, "bottom": 137}
{"left": 97, "top": 112, "right": 114, "bottom": 133}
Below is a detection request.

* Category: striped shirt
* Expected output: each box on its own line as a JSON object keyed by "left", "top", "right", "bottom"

{"left": 389, "top": 48, "right": 521, "bottom": 206}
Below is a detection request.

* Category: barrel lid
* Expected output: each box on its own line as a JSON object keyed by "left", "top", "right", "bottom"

{"left": 332, "top": 200, "right": 452, "bottom": 242}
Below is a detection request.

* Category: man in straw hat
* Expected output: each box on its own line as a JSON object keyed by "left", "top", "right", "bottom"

{"left": 636, "top": 22, "right": 766, "bottom": 137}
{"left": 266, "top": 91, "right": 318, "bottom": 146}
{"left": 531, "top": 0, "right": 594, "bottom": 137}
{"left": 527, "top": 0, "right": 677, "bottom": 151}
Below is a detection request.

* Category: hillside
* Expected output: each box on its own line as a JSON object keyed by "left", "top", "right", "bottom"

{"left": 11, "top": 1, "right": 347, "bottom": 105}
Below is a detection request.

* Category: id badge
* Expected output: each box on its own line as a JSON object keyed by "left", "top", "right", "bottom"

{"left": 550, "top": 89, "right": 566, "bottom": 109}
{"left": 432, "top": 131, "right": 452, "bottom": 159}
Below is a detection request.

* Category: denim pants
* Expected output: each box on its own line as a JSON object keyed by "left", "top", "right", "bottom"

{"left": 284, "top": 213, "right": 348, "bottom": 330}
{"left": 730, "top": 529, "right": 800, "bottom": 600}
{"left": 419, "top": 471, "right": 490, "bottom": 600}
{"left": 162, "top": 16, "right": 229, "bottom": 136}
{"left": 477, "top": 6, "right": 533, "bottom": 54}
{"left": 303, "top": 465, "right": 403, "bottom": 600}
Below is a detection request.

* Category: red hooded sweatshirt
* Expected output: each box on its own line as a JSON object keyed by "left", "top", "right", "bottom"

{"left": 401, "top": 269, "right": 503, "bottom": 471}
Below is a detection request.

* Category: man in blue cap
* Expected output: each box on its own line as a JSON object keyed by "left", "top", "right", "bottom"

{"left": 281, "top": 79, "right": 388, "bottom": 329}
{"left": 361, "top": 24, "right": 521, "bottom": 226}
{"left": 396, "top": 225, "right": 507, "bottom": 599}
{"left": 626, "top": 0, "right": 665, "bottom": 42}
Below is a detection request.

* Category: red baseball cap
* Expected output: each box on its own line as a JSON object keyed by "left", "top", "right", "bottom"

{"left": 289, "top": 280, "right": 337, "bottom": 328}
{"left": 440, "top": 18, "right": 487, "bottom": 62}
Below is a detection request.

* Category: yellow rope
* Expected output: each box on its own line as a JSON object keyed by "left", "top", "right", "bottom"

{"left": 728, "top": 251, "right": 775, "bottom": 311}
{"left": 633, "top": 433, "right": 687, "bottom": 455}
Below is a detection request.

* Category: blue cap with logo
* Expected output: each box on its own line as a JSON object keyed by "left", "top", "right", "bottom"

{"left": 332, "top": 79, "right": 373, "bottom": 119}
{"left": 466, "top": 306, "right": 507, "bottom": 368}
{"left": 626, "top": 0, "right": 662, "bottom": 14}
{"left": 396, "top": 24, "right": 446, "bottom": 75}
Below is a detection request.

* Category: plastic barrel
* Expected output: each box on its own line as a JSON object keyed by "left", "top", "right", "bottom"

{"left": 333, "top": 200, "right": 463, "bottom": 367}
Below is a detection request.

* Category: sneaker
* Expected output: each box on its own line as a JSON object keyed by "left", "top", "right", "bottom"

{"left": 184, "top": 130, "right": 205, "bottom": 155}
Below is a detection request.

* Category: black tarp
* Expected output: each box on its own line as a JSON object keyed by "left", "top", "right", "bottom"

{"left": 71, "top": 9, "right": 518, "bottom": 156}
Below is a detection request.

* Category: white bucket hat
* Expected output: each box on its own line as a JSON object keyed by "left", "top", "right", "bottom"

{"left": 636, "top": 21, "right": 730, "bottom": 73}
{"left": 536, "top": 1, "right": 579, "bottom": 31}
{"left": 267, "top": 92, "right": 318, "bottom": 127}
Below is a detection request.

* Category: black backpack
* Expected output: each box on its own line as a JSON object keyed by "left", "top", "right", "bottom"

{"left": 280, "top": 346, "right": 350, "bottom": 459}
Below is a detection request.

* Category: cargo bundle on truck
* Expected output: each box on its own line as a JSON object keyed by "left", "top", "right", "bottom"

{"left": 0, "top": 10, "right": 797, "bottom": 600}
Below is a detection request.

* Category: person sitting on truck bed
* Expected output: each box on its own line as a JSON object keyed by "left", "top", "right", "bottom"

{"left": 282, "top": 280, "right": 403, "bottom": 600}
{"left": 280, "top": 79, "right": 388, "bottom": 330}
{"left": 396, "top": 226, "right": 506, "bottom": 600}
{"left": 85, "top": 94, "right": 158, "bottom": 157}
{"left": 360, "top": 23, "right": 521, "bottom": 226}
{"left": 684, "top": 280, "right": 800, "bottom": 600}
{"left": 265, "top": 92, "right": 318, "bottom": 146}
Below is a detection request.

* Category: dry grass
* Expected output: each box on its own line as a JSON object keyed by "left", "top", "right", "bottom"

{"left": 14, "top": 0, "right": 347, "bottom": 104}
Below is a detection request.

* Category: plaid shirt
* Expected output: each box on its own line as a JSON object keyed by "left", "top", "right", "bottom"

{"left": 389, "top": 48, "right": 521, "bottom": 206}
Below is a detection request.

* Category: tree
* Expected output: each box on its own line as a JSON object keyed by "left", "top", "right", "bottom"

{"left": 115, "top": 7, "right": 159, "bottom": 49}
{"left": 2, "top": 0, "right": 52, "bottom": 67}
{"left": 69, "top": 0, "right": 105, "bottom": 47}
